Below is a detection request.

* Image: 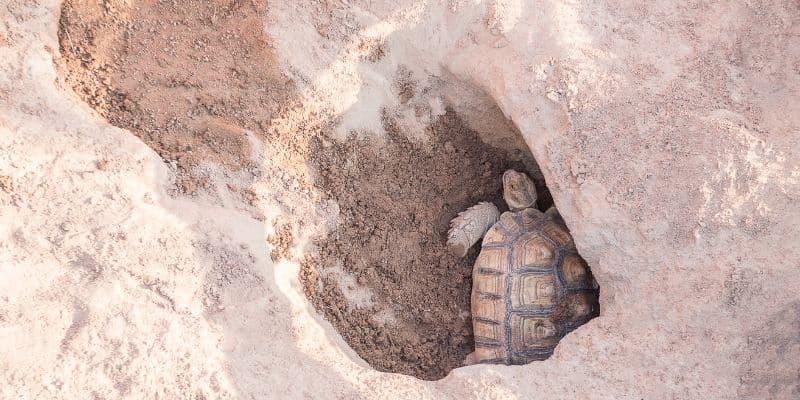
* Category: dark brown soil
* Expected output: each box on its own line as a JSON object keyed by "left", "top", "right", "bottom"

{"left": 304, "top": 111, "right": 546, "bottom": 379}
{"left": 56, "top": 0, "right": 549, "bottom": 380}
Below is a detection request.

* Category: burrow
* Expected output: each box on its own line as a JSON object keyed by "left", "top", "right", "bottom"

{"left": 56, "top": 0, "right": 595, "bottom": 380}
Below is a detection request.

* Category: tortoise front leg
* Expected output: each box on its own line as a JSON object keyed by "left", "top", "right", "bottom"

{"left": 447, "top": 202, "right": 499, "bottom": 257}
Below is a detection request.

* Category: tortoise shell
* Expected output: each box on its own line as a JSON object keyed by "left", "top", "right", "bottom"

{"left": 471, "top": 207, "right": 599, "bottom": 364}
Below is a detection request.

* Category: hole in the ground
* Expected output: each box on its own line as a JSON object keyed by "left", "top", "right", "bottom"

{"left": 56, "top": 0, "right": 599, "bottom": 381}
{"left": 301, "top": 109, "right": 544, "bottom": 379}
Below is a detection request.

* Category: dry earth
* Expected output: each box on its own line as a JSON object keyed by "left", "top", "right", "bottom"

{"left": 1, "top": 0, "right": 799, "bottom": 399}
{"left": 55, "top": 0, "right": 547, "bottom": 379}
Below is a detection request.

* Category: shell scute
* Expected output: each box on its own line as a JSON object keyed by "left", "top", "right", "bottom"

{"left": 482, "top": 224, "right": 508, "bottom": 245}
{"left": 474, "top": 247, "right": 508, "bottom": 274}
{"left": 540, "top": 220, "right": 574, "bottom": 247}
{"left": 513, "top": 233, "right": 555, "bottom": 269}
{"left": 511, "top": 273, "right": 556, "bottom": 308}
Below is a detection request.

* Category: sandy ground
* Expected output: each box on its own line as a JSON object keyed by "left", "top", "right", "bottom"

{"left": 2, "top": 0, "right": 800, "bottom": 399}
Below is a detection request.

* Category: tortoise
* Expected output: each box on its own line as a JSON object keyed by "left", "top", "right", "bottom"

{"left": 447, "top": 169, "right": 599, "bottom": 365}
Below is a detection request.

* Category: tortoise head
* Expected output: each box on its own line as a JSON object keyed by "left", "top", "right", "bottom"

{"left": 502, "top": 169, "right": 537, "bottom": 211}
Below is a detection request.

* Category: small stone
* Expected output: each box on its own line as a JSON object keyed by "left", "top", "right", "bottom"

{"left": 421, "top": 310, "right": 435, "bottom": 324}
{"left": 0, "top": 176, "right": 14, "bottom": 192}
{"left": 443, "top": 141, "right": 455, "bottom": 153}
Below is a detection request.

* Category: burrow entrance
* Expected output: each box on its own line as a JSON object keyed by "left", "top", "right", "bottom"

{"left": 56, "top": 0, "right": 573, "bottom": 380}
{"left": 302, "top": 113, "right": 551, "bottom": 379}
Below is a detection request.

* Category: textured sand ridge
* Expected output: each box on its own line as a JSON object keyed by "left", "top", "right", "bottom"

{"left": 2, "top": 0, "right": 800, "bottom": 398}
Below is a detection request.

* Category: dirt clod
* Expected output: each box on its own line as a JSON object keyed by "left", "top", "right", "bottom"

{"left": 0, "top": 175, "right": 14, "bottom": 192}
{"left": 267, "top": 222, "right": 294, "bottom": 262}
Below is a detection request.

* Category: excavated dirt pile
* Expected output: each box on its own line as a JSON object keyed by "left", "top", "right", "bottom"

{"left": 57, "top": 0, "right": 550, "bottom": 379}
{"left": 57, "top": 0, "right": 290, "bottom": 194}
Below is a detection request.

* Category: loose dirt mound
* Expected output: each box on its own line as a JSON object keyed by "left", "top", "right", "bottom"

{"left": 57, "top": 0, "right": 548, "bottom": 380}
{"left": 57, "top": 0, "right": 291, "bottom": 194}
